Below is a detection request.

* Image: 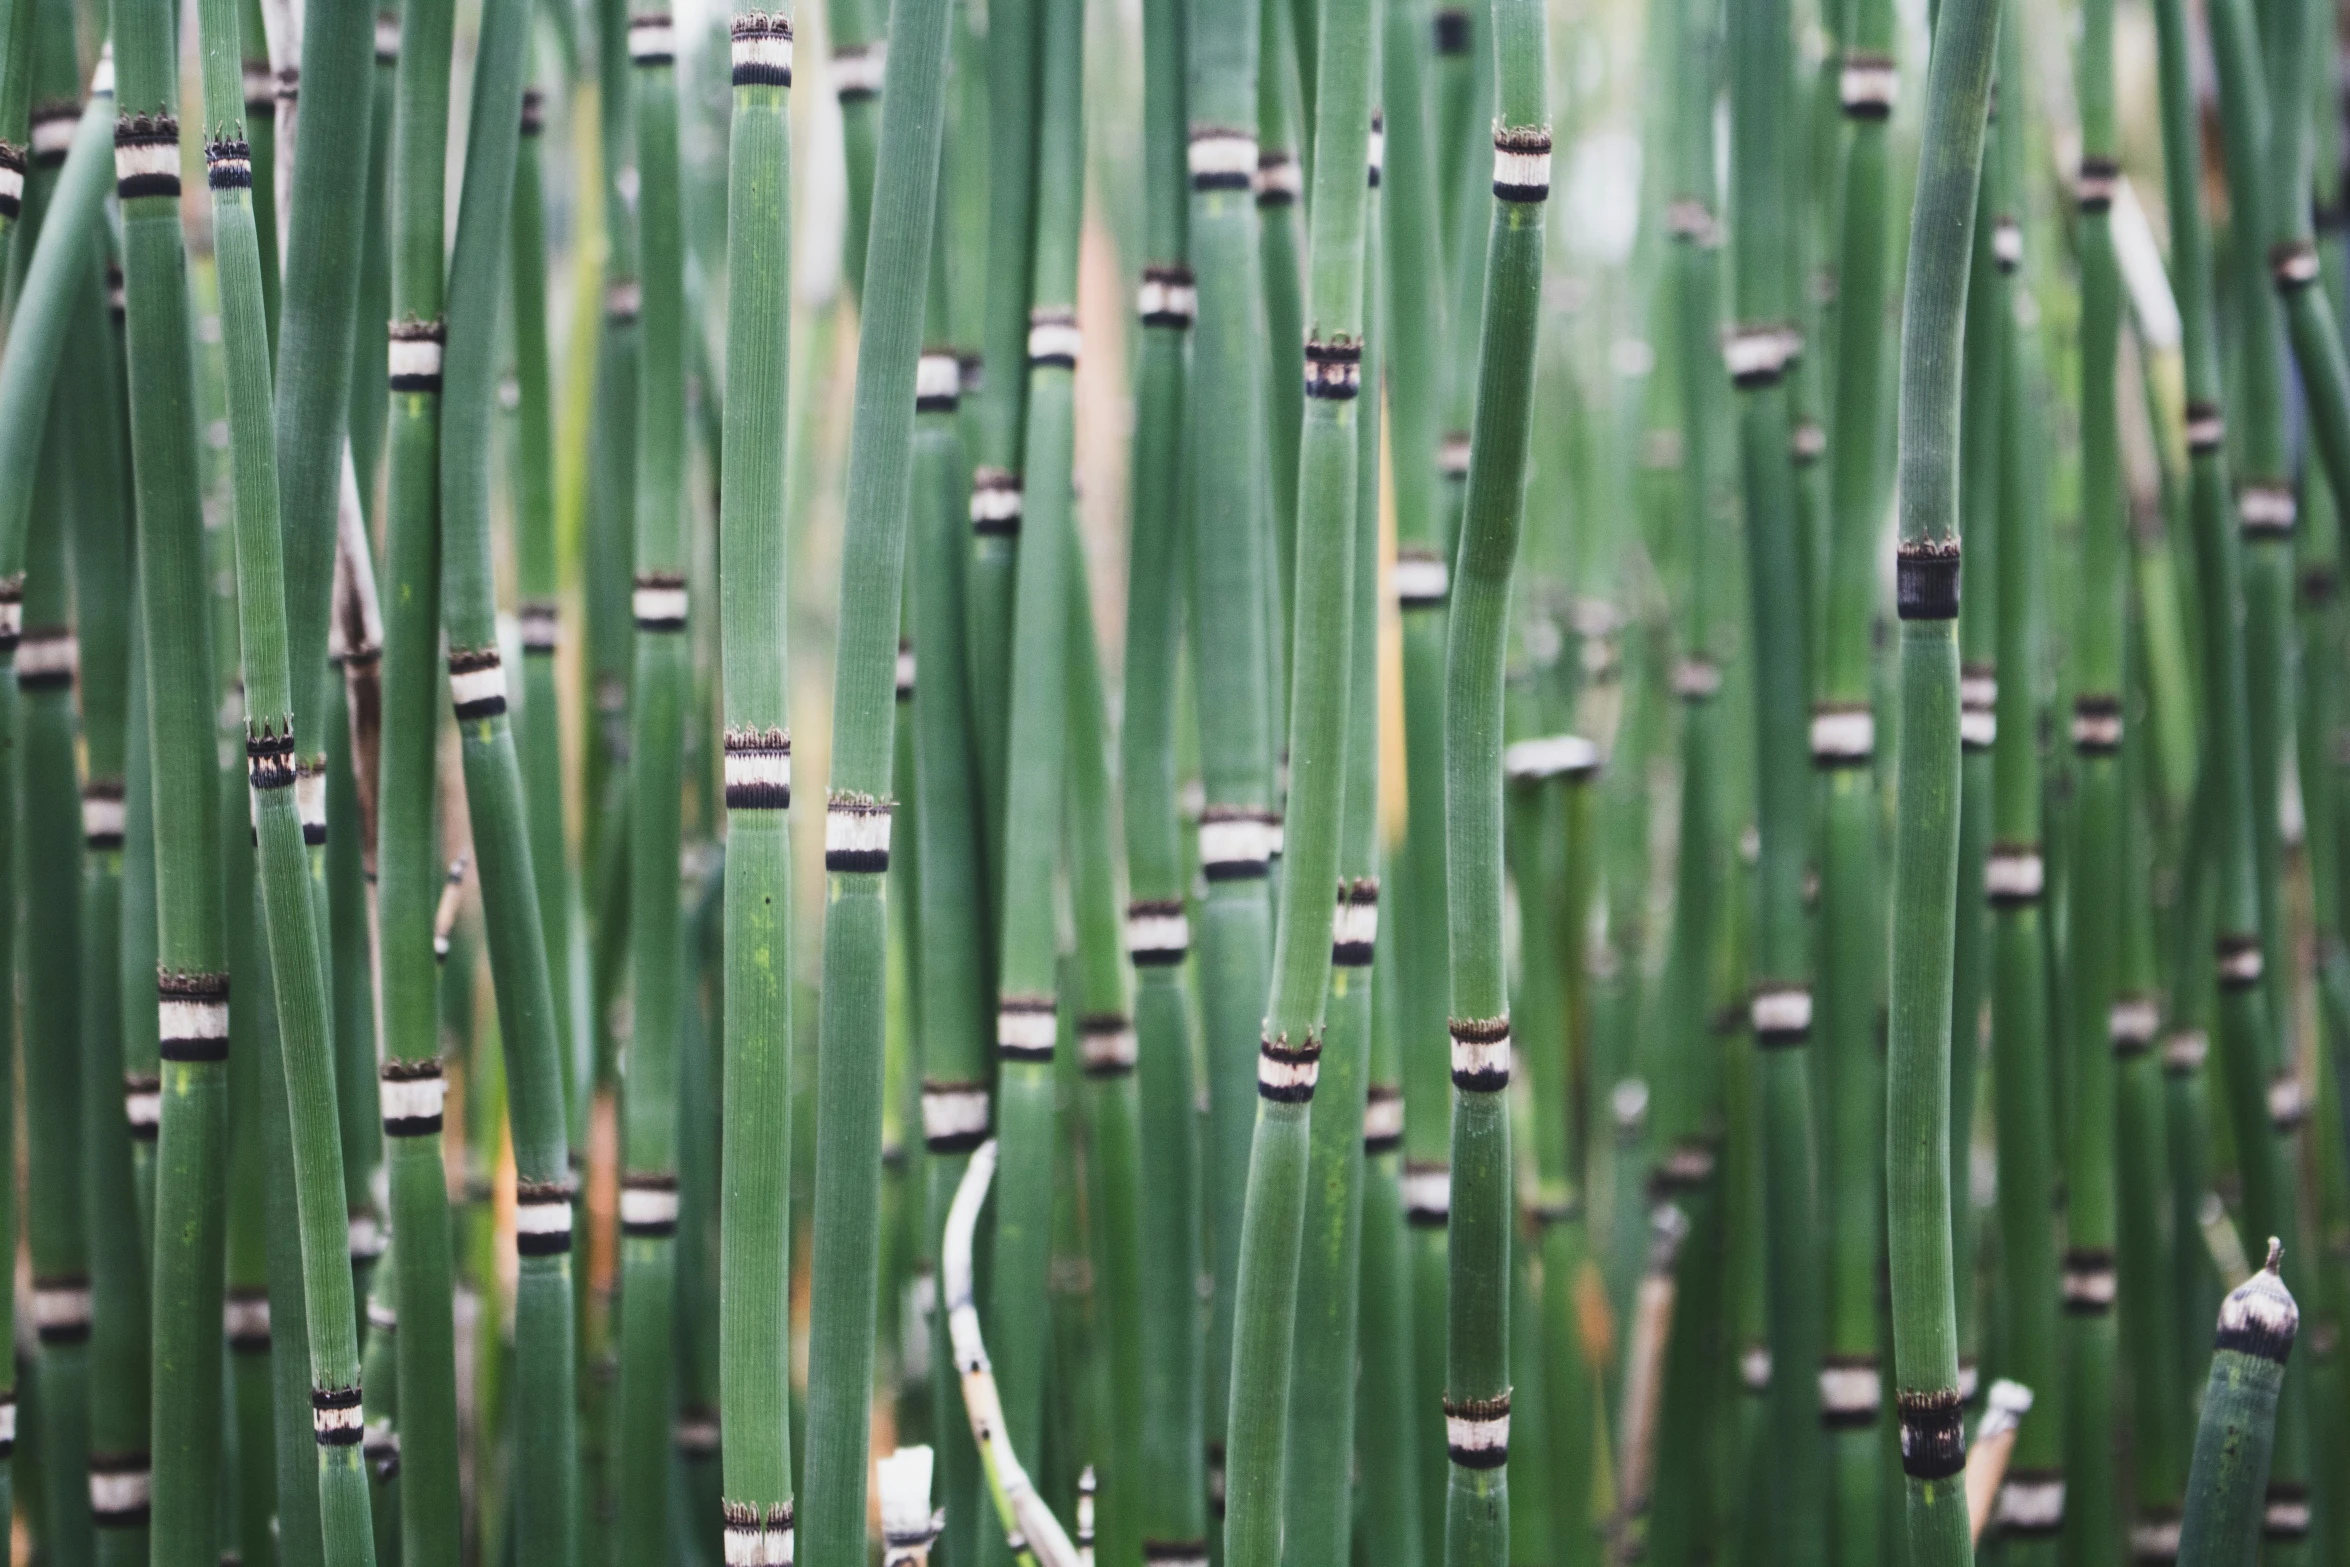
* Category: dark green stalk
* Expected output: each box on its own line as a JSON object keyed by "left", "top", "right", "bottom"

{"left": 22, "top": 251, "right": 94, "bottom": 1567}
{"left": 910, "top": 329, "right": 988, "bottom": 1567}
{"left": 1185, "top": 0, "right": 1276, "bottom": 1505}
{"left": 269, "top": 0, "right": 371, "bottom": 747}
{"left": 1815, "top": 0, "right": 1893, "bottom": 1541}
{"left": 962, "top": 0, "right": 1042, "bottom": 867}
{"left": 345, "top": 9, "right": 396, "bottom": 514}
{"left": 1220, "top": 0, "right": 1374, "bottom": 1554}
{"left": 1256, "top": 0, "right": 1303, "bottom": 708}
{"left": 511, "top": 76, "right": 580, "bottom": 1140}
{"left": 981, "top": 0, "right": 1083, "bottom": 1557}
{"left": 372, "top": 0, "right": 462, "bottom": 1545}
{"left": 2176, "top": 1249, "right": 2297, "bottom": 1567}
{"left": 1881, "top": 0, "right": 1998, "bottom": 1548}
{"left": 613, "top": 8, "right": 689, "bottom": 1559}
{"left": 196, "top": 0, "right": 379, "bottom": 1537}
{"left": 798, "top": 0, "right": 954, "bottom": 1553}
{"left": 1284, "top": 114, "right": 1383, "bottom": 1567}
{"left": 96, "top": 0, "right": 240, "bottom": 1548}
{"left": 1378, "top": 0, "right": 1452, "bottom": 1542}
{"left": 717, "top": 0, "right": 795, "bottom": 1553}
{"left": 829, "top": 0, "right": 880, "bottom": 292}
{"left": 1438, "top": 2, "right": 1545, "bottom": 1564}
{"left": 2062, "top": 0, "right": 2127, "bottom": 1553}
{"left": 1120, "top": 0, "right": 1204, "bottom": 1546}
{"left": 70, "top": 231, "right": 147, "bottom": 1567}
{"left": 433, "top": 0, "right": 578, "bottom": 1549}
{"left": 1986, "top": 39, "right": 2061, "bottom": 1548}
{"left": 1725, "top": 0, "right": 1826, "bottom": 1546}
{"left": 2203, "top": 0, "right": 2293, "bottom": 1088}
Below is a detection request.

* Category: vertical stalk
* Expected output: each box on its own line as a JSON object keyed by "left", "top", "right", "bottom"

{"left": 1185, "top": 0, "right": 1276, "bottom": 1508}
{"left": 1438, "top": 6, "right": 1546, "bottom": 1567}
{"left": 1219, "top": 0, "right": 1374, "bottom": 1552}
{"left": 983, "top": 0, "right": 1083, "bottom": 1556}
{"left": 373, "top": 0, "right": 461, "bottom": 1542}
{"left": 2176, "top": 1250, "right": 2297, "bottom": 1567}
{"left": 269, "top": 0, "right": 371, "bottom": 747}
{"left": 71, "top": 234, "right": 148, "bottom": 1567}
{"left": 1376, "top": 0, "right": 1453, "bottom": 1546}
{"left": 798, "top": 0, "right": 954, "bottom": 1552}
{"left": 2062, "top": 0, "right": 2128, "bottom": 1553}
{"left": 1119, "top": 0, "right": 1205, "bottom": 1544}
{"left": 718, "top": 0, "right": 796, "bottom": 1556}
{"left": 434, "top": 0, "right": 579, "bottom": 1543}
{"left": 1814, "top": 0, "right": 1893, "bottom": 1541}
{"left": 1282, "top": 103, "right": 1383, "bottom": 1567}
{"left": 107, "top": 0, "right": 234, "bottom": 1546}
{"left": 1882, "top": 0, "right": 1998, "bottom": 1554}
{"left": 1986, "top": 14, "right": 2061, "bottom": 1544}
{"left": 1725, "top": 0, "right": 1826, "bottom": 1550}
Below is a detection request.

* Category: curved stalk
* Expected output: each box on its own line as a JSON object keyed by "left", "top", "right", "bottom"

{"left": 1437, "top": 4, "right": 1546, "bottom": 1566}
{"left": 1882, "top": 0, "right": 1999, "bottom": 1554}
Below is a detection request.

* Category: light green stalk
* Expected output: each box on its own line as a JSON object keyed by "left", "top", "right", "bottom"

{"left": 1438, "top": 4, "right": 1546, "bottom": 1566}
{"left": 1185, "top": 0, "right": 1277, "bottom": 1506}
{"left": 718, "top": 0, "right": 795, "bottom": 1555}
{"left": 1220, "top": 0, "right": 1375, "bottom": 1557}
{"left": 982, "top": 0, "right": 1083, "bottom": 1557}
{"left": 798, "top": 0, "right": 954, "bottom": 1554}
{"left": 2176, "top": 1250, "right": 2297, "bottom": 1567}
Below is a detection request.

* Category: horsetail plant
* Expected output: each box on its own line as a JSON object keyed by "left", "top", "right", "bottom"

{"left": 1438, "top": 1, "right": 1548, "bottom": 1563}
{"left": 614, "top": 7, "right": 692, "bottom": 1556}
{"left": 104, "top": 0, "right": 243, "bottom": 1548}
{"left": 374, "top": 0, "right": 464, "bottom": 1539}
{"left": 1218, "top": 0, "right": 1375, "bottom": 1558}
{"left": 1883, "top": 0, "right": 2001, "bottom": 1555}
{"left": 435, "top": 0, "right": 581, "bottom": 1538}
{"left": 1986, "top": 9, "right": 2062, "bottom": 1543}
{"left": 1117, "top": 0, "right": 1208, "bottom": 1546}
{"left": 909, "top": 318, "right": 990, "bottom": 1567}
{"left": 1187, "top": 0, "right": 1278, "bottom": 1498}
{"left": 1284, "top": 107, "right": 1385, "bottom": 1567}
{"left": 2177, "top": 1245, "right": 2298, "bottom": 1567}
{"left": 798, "top": 0, "right": 953, "bottom": 1556}
{"left": 1815, "top": 0, "right": 1896, "bottom": 1544}
{"left": 193, "top": 0, "right": 381, "bottom": 1538}
{"left": 2062, "top": 0, "right": 2129, "bottom": 1557}
{"left": 1723, "top": 0, "right": 1826, "bottom": 1551}
{"left": 982, "top": 0, "right": 1085, "bottom": 1555}
{"left": 69, "top": 226, "right": 149, "bottom": 1567}
{"left": 1378, "top": 0, "right": 1457, "bottom": 1540}
{"left": 717, "top": 0, "right": 797, "bottom": 1555}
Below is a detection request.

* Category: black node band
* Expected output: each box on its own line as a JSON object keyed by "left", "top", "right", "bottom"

{"left": 1897, "top": 1391, "right": 1967, "bottom": 1480}
{"left": 1896, "top": 545, "right": 1961, "bottom": 620}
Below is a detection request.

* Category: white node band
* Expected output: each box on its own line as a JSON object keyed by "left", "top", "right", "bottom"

{"left": 1751, "top": 986, "right": 1813, "bottom": 1040}
{"left": 921, "top": 1086, "right": 991, "bottom": 1146}
{"left": 224, "top": 1294, "right": 271, "bottom": 1342}
{"left": 89, "top": 1465, "right": 152, "bottom": 1517}
{"left": 1985, "top": 849, "right": 2045, "bottom": 901}
{"left": 634, "top": 581, "right": 689, "bottom": 629}
{"left": 997, "top": 1005, "right": 1058, "bottom": 1055}
{"left": 1124, "top": 905, "right": 1189, "bottom": 964}
{"left": 448, "top": 657, "right": 508, "bottom": 719}
{"left": 824, "top": 801, "right": 893, "bottom": 871}
{"left": 1330, "top": 894, "right": 1379, "bottom": 962}
{"left": 1674, "top": 658, "right": 1724, "bottom": 698}
{"left": 628, "top": 14, "right": 676, "bottom": 60}
{"left": 2109, "top": 997, "right": 2160, "bottom": 1048}
{"left": 388, "top": 335, "right": 443, "bottom": 382}
{"left": 1393, "top": 552, "right": 1450, "bottom": 607}
{"left": 1188, "top": 131, "right": 1258, "bottom": 186}
{"left": 2163, "top": 1030, "right": 2210, "bottom": 1074}
{"left": 1362, "top": 1091, "right": 1404, "bottom": 1145}
{"left": 1503, "top": 733, "right": 1599, "bottom": 780}
{"left": 1402, "top": 1165, "right": 1450, "bottom": 1219}
{"left": 1724, "top": 327, "right": 1793, "bottom": 384}
{"left": 1490, "top": 140, "right": 1551, "bottom": 200}
{"left": 1808, "top": 707, "right": 1874, "bottom": 761}
{"left": 732, "top": 30, "right": 794, "bottom": 82}
{"left": 1445, "top": 1407, "right": 1511, "bottom": 1463}
{"left": 1198, "top": 813, "right": 1274, "bottom": 876}
{"left": 159, "top": 997, "right": 230, "bottom": 1045}
{"left": 831, "top": 42, "right": 885, "bottom": 95}
{"left": 83, "top": 793, "right": 125, "bottom": 844}
{"left": 621, "top": 1185, "right": 682, "bottom": 1229}
{"left": 123, "top": 1080, "right": 159, "bottom": 1134}
{"left": 380, "top": 1072, "right": 447, "bottom": 1128}
{"left": 1961, "top": 708, "right": 1997, "bottom": 748}
{"left": 2269, "top": 1073, "right": 2308, "bottom": 1127}
{"left": 1998, "top": 1479, "right": 2067, "bottom": 1531}
{"left": 1449, "top": 1029, "right": 1511, "bottom": 1089}
{"left": 1136, "top": 273, "right": 1198, "bottom": 325}
{"left": 1081, "top": 1025, "right": 1138, "bottom": 1074}
{"left": 1026, "top": 317, "right": 1082, "bottom": 367}
{"left": 916, "top": 353, "right": 961, "bottom": 404}
{"left": 2240, "top": 484, "right": 2298, "bottom": 535}
{"left": 1993, "top": 218, "right": 2022, "bottom": 269}
{"left": 1818, "top": 1362, "right": 1881, "bottom": 1416}
{"left": 724, "top": 737, "right": 792, "bottom": 810}
{"left": 34, "top": 1283, "right": 90, "bottom": 1335}
{"left": 1258, "top": 1043, "right": 1322, "bottom": 1100}
{"left": 1838, "top": 56, "right": 1896, "bottom": 112}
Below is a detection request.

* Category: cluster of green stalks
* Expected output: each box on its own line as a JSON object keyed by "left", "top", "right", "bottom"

{"left": 6, "top": 0, "right": 2350, "bottom": 1556}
